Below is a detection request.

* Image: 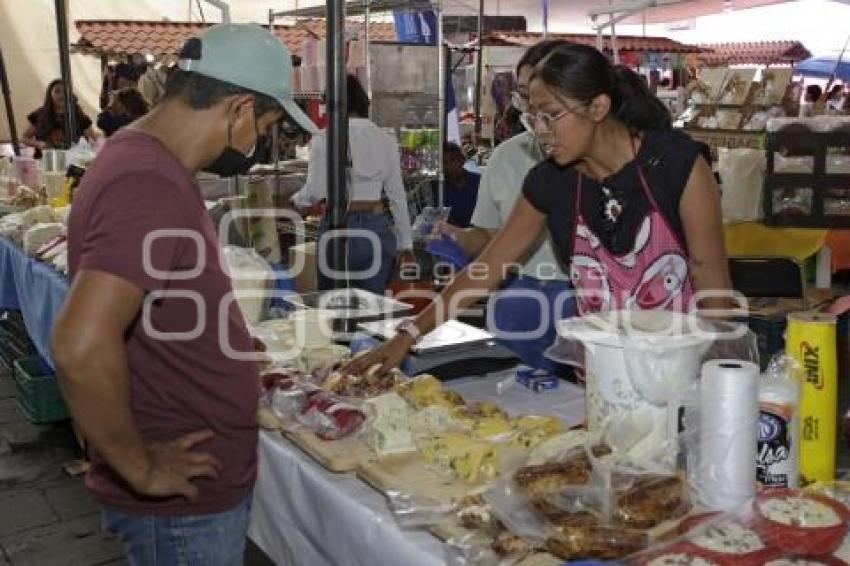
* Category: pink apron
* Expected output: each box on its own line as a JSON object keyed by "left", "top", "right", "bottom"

{"left": 569, "top": 163, "right": 694, "bottom": 316}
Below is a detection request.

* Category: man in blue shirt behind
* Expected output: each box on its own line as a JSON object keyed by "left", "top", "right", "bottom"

{"left": 442, "top": 142, "right": 480, "bottom": 228}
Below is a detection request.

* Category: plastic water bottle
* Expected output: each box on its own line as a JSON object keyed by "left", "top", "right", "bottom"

{"left": 757, "top": 361, "right": 801, "bottom": 488}
{"left": 399, "top": 111, "right": 422, "bottom": 173}
{"left": 419, "top": 110, "right": 439, "bottom": 176}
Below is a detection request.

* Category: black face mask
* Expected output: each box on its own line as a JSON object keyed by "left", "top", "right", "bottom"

{"left": 204, "top": 119, "right": 267, "bottom": 177}
{"left": 204, "top": 145, "right": 254, "bottom": 177}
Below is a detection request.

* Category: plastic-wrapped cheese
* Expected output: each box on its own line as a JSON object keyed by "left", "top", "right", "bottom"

{"left": 410, "top": 405, "right": 458, "bottom": 436}
{"left": 23, "top": 223, "right": 64, "bottom": 256}
{"left": 362, "top": 392, "right": 415, "bottom": 456}
{"left": 21, "top": 205, "right": 55, "bottom": 228}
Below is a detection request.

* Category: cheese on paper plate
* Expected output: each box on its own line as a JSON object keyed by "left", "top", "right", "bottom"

{"left": 362, "top": 392, "right": 415, "bottom": 456}
{"left": 690, "top": 522, "right": 765, "bottom": 554}
{"left": 759, "top": 496, "right": 843, "bottom": 528}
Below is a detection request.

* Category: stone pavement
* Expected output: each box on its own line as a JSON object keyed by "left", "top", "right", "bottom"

{"left": 0, "top": 370, "right": 273, "bottom": 566}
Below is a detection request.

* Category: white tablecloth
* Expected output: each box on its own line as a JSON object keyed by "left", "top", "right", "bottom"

{"left": 249, "top": 372, "right": 586, "bottom": 566}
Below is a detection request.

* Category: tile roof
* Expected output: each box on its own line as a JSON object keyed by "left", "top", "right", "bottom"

{"left": 699, "top": 41, "right": 812, "bottom": 66}
{"left": 296, "top": 18, "right": 399, "bottom": 43}
{"left": 486, "top": 31, "right": 706, "bottom": 54}
{"left": 74, "top": 19, "right": 397, "bottom": 57}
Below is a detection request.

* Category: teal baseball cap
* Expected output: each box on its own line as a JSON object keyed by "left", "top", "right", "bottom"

{"left": 177, "top": 23, "right": 318, "bottom": 133}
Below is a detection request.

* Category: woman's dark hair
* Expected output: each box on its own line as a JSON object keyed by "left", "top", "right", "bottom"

{"left": 805, "top": 84, "right": 823, "bottom": 102}
{"left": 116, "top": 87, "right": 149, "bottom": 118}
{"left": 443, "top": 141, "right": 463, "bottom": 156}
{"left": 347, "top": 74, "right": 371, "bottom": 118}
{"left": 35, "top": 79, "right": 86, "bottom": 140}
{"left": 533, "top": 44, "right": 671, "bottom": 132}
{"left": 515, "top": 39, "right": 572, "bottom": 75}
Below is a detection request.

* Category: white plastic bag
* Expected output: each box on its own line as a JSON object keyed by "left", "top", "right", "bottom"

{"left": 718, "top": 148, "right": 765, "bottom": 222}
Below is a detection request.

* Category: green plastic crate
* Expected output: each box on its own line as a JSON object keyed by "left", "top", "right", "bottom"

{"left": 12, "top": 357, "right": 69, "bottom": 424}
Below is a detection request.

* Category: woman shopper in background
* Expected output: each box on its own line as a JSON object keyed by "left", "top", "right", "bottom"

{"left": 97, "top": 88, "right": 150, "bottom": 138}
{"left": 23, "top": 79, "right": 96, "bottom": 156}
{"left": 348, "top": 43, "right": 731, "bottom": 373}
{"left": 292, "top": 74, "right": 414, "bottom": 295}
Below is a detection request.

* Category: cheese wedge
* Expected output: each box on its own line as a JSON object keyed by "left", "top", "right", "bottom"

{"left": 511, "top": 415, "right": 566, "bottom": 449}
{"left": 420, "top": 432, "right": 498, "bottom": 483}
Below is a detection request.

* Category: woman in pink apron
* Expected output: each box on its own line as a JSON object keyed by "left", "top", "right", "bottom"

{"left": 348, "top": 43, "right": 730, "bottom": 374}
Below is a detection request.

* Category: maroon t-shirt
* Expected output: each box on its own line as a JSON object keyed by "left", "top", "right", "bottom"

{"left": 68, "top": 129, "right": 259, "bottom": 516}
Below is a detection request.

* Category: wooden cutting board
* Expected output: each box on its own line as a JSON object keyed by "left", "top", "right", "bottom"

{"left": 357, "top": 452, "right": 483, "bottom": 501}
{"left": 282, "top": 428, "right": 372, "bottom": 473}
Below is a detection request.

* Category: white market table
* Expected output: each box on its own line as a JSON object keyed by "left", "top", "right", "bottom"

{"left": 248, "top": 372, "right": 586, "bottom": 566}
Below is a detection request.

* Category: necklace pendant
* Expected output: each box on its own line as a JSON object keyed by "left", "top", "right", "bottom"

{"left": 604, "top": 198, "right": 623, "bottom": 223}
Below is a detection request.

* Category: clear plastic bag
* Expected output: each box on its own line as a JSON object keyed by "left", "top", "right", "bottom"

{"left": 411, "top": 205, "right": 451, "bottom": 241}
{"left": 386, "top": 490, "right": 455, "bottom": 529}
{"left": 444, "top": 531, "right": 531, "bottom": 566}
{"left": 547, "top": 312, "right": 756, "bottom": 472}
{"left": 296, "top": 388, "right": 366, "bottom": 440}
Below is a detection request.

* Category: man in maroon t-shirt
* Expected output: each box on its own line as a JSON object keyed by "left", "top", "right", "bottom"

{"left": 50, "top": 24, "right": 316, "bottom": 565}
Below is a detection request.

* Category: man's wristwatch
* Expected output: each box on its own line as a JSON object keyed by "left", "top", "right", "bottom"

{"left": 396, "top": 319, "right": 422, "bottom": 344}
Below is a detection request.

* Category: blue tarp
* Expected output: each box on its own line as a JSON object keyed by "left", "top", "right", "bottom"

{"left": 0, "top": 237, "right": 68, "bottom": 368}
{"left": 795, "top": 56, "right": 850, "bottom": 81}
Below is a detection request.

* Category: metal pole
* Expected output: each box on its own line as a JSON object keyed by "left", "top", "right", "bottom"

{"left": 473, "top": 0, "right": 484, "bottom": 140}
{"left": 0, "top": 45, "right": 21, "bottom": 156}
{"left": 54, "top": 0, "right": 76, "bottom": 150}
{"left": 269, "top": 9, "right": 281, "bottom": 202}
{"left": 437, "top": 0, "right": 445, "bottom": 208}
{"left": 326, "top": 0, "right": 349, "bottom": 289}
{"left": 364, "top": 0, "right": 372, "bottom": 98}
{"left": 542, "top": 0, "right": 549, "bottom": 40}
{"left": 612, "top": 21, "right": 619, "bottom": 65}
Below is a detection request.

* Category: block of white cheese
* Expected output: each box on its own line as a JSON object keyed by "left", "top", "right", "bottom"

{"left": 362, "top": 392, "right": 415, "bottom": 456}
{"left": 410, "top": 405, "right": 459, "bottom": 437}
{"left": 23, "top": 223, "right": 64, "bottom": 256}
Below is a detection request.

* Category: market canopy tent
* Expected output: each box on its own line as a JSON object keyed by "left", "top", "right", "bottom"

{"left": 795, "top": 56, "right": 850, "bottom": 81}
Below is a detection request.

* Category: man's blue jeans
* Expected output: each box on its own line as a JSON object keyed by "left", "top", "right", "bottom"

{"left": 317, "top": 210, "right": 398, "bottom": 295}
{"left": 488, "top": 274, "right": 576, "bottom": 374}
{"left": 102, "top": 495, "right": 251, "bottom": 566}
